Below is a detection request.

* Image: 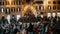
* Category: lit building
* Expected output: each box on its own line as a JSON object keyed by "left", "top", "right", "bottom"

{"left": 0, "top": 0, "right": 60, "bottom": 18}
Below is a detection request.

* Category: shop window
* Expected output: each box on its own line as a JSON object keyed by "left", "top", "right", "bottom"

{"left": 52, "top": 13, "right": 56, "bottom": 17}
{"left": 47, "top": 13, "right": 51, "bottom": 17}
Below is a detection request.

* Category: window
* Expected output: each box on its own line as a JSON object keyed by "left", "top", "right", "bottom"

{"left": 52, "top": 13, "right": 56, "bottom": 17}
{"left": 5, "top": 1, "right": 9, "bottom": 5}
{"left": 5, "top": 8, "right": 10, "bottom": 14}
{"left": 11, "top": 1, "right": 15, "bottom": 5}
{"left": 47, "top": 13, "right": 51, "bottom": 17}
{"left": 39, "top": 6, "right": 44, "bottom": 10}
{"left": 35, "top": 6, "right": 38, "bottom": 11}
{"left": 58, "top": 6, "right": 60, "bottom": 10}
{"left": 0, "top": 2, "right": 4, "bottom": 5}
{"left": 58, "top": 1, "right": 60, "bottom": 4}
{"left": 57, "top": 12, "right": 60, "bottom": 17}
{"left": 16, "top": 0, "right": 21, "bottom": 5}
{"left": 47, "top": 6, "right": 51, "bottom": 10}
{"left": 11, "top": 7, "right": 15, "bottom": 12}
{"left": 34, "top": 1, "right": 43, "bottom": 4}
{"left": 53, "top": 1, "right": 56, "bottom": 4}
{"left": 2, "top": 2, "right": 4, "bottom": 5}
{"left": 0, "top": 8, "right": 4, "bottom": 13}
{"left": 53, "top": 6, "right": 56, "bottom": 10}
{"left": 39, "top": 6, "right": 41, "bottom": 10}
{"left": 16, "top": 8, "right": 21, "bottom": 12}
{"left": 1, "top": 8, "right": 4, "bottom": 13}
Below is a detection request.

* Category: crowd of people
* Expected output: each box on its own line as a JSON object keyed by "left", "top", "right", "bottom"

{"left": 0, "top": 15, "right": 60, "bottom": 34}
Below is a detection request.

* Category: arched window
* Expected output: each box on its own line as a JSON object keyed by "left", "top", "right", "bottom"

{"left": 0, "top": 8, "right": 4, "bottom": 13}
{"left": 11, "top": 7, "right": 15, "bottom": 12}
{"left": 5, "top": 7, "right": 10, "bottom": 14}
{"left": 16, "top": 7, "right": 21, "bottom": 12}
{"left": 47, "top": 6, "right": 51, "bottom": 10}
{"left": 16, "top": 0, "right": 21, "bottom": 5}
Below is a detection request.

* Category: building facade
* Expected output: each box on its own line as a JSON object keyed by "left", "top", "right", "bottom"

{"left": 0, "top": 0, "right": 60, "bottom": 18}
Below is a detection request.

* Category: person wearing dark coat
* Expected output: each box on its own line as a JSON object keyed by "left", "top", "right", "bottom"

{"left": 10, "top": 15, "right": 17, "bottom": 25}
{"left": 1, "top": 16, "right": 8, "bottom": 25}
{"left": 13, "top": 28, "right": 18, "bottom": 34}
{"left": 28, "top": 23, "right": 34, "bottom": 34}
